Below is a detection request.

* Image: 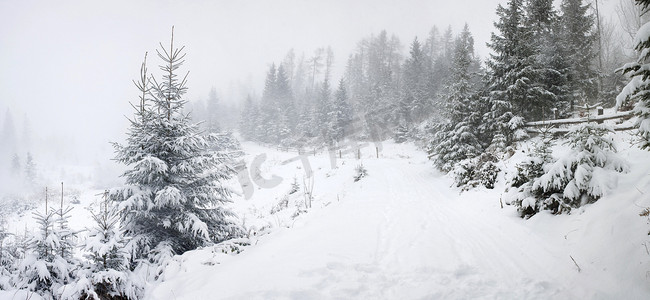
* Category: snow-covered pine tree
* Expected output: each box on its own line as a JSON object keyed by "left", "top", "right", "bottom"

{"left": 524, "top": 0, "right": 568, "bottom": 121}
{"left": 618, "top": 0, "right": 650, "bottom": 149}
{"left": 329, "top": 79, "right": 352, "bottom": 142}
{"left": 259, "top": 64, "right": 279, "bottom": 143}
{"left": 315, "top": 79, "right": 333, "bottom": 145}
{"left": 454, "top": 152, "right": 500, "bottom": 190}
{"left": 10, "top": 153, "right": 20, "bottom": 176}
{"left": 205, "top": 87, "right": 221, "bottom": 134}
{"left": 507, "top": 133, "right": 556, "bottom": 217}
{"left": 64, "top": 192, "right": 140, "bottom": 300}
{"left": 423, "top": 26, "right": 441, "bottom": 61}
{"left": 343, "top": 30, "right": 402, "bottom": 139}
{"left": 16, "top": 208, "right": 57, "bottom": 295}
{"left": 429, "top": 27, "right": 455, "bottom": 113}
{"left": 55, "top": 205, "right": 75, "bottom": 268}
{"left": 538, "top": 18, "right": 571, "bottom": 117}
{"left": 483, "top": 0, "right": 530, "bottom": 149}
{"left": 110, "top": 28, "right": 242, "bottom": 261}
{"left": 24, "top": 152, "right": 36, "bottom": 187}
{"left": 239, "top": 95, "right": 258, "bottom": 141}
{"left": 276, "top": 65, "right": 297, "bottom": 141}
{"left": 401, "top": 37, "right": 430, "bottom": 123}
{"left": 16, "top": 194, "right": 77, "bottom": 298}
{"left": 295, "top": 103, "right": 315, "bottom": 142}
{"left": 0, "top": 224, "right": 15, "bottom": 290}
{"left": 510, "top": 123, "right": 628, "bottom": 217}
{"left": 422, "top": 26, "right": 448, "bottom": 117}
{"left": 394, "top": 121, "right": 410, "bottom": 144}
{"left": 428, "top": 24, "right": 483, "bottom": 172}
{"left": 559, "top": 0, "right": 598, "bottom": 111}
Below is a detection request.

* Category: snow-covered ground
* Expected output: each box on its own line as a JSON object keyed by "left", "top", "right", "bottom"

{"left": 3, "top": 139, "right": 650, "bottom": 299}
{"left": 151, "top": 140, "right": 650, "bottom": 299}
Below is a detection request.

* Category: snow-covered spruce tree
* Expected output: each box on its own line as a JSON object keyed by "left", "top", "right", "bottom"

{"left": 25, "top": 152, "right": 37, "bottom": 187}
{"left": 429, "top": 26, "right": 455, "bottom": 106}
{"left": 257, "top": 64, "right": 278, "bottom": 144}
{"left": 239, "top": 95, "right": 258, "bottom": 141}
{"left": 11, "top": 153, "right": 20, "bottom": 176}
{"left": 204, "top": 87, "right": 221, "bottom": 134}
{"left": 394, "top": 121, "right": 410, "bottom": 143}
{"left": 315, "top": 79, "right": 333, "bottom": 145}
{"left": 510, "top": 123, "right": 628, "bottom": 217}
{"left": 276, "top": 65, "right": 297, "bottom": 142}
{"left": 328, "top": 79, "right": 352, "bottom": 143}
{"left": 506, "top": 133, "right": 556, "bottom": 217}
{"left": 343, "top": 30, "right": 402, "bottom": 138}
{"left": 0, "top": 225, "right": 15, "bottom": 290}
{"left": 559, "top": 0, "right": 598, "bottom": 111}
{"left": 454, "top": 152, "right": 501, "bottom": 191}
{"left": 482, "top": 0, "right": 530, "bottom": 150}
{"left": 63, "top": 193, "right": 140, "bottom": 300}
{"left": 401, "top": 37, "right": 431, "bottom": 123}
{"left": 523, "top": 0, "right": 568, "bottom": 121}
{"left": 428, "top": 24, "right": 483, "bottom": 173}
{"left": 16, "top": 201, "right": 77, "bottom": 298}
{"left": 618, "top": 0, "right": 650, "bottom": 150}
{"left": 110, "top": 29, "right": 242, "bottom": 261}
{"left": 257, "top": 63, "right": 297, "bottom": 145}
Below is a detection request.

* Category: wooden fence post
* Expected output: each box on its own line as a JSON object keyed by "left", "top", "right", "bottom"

{"left": 597, "top": 106, "right": 604, "bottom": 124}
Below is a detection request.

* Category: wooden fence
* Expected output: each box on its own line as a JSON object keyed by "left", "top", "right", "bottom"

{"left": 524, "top": 109, "right": 635, "bottom": 135}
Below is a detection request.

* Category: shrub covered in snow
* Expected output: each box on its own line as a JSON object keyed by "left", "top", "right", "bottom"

{"left": 0, "top": 227, "right": 17, "bottom": 290}
{"left": 354, "top": 163, "right": 368, "bottom": 182}
{"left": 508, "top": 123, "right": 629, "bottom": 217}
{"left": 453, "top": 152, "right": 501, "bottom": 190}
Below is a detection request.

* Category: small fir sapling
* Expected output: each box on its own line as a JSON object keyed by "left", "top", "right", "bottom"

{"left": 354, "top": 163, "right": 368, "bottom": 182}
{"left": 62, "top": 191, "right": 141, "bottom": 300}
{"left": 24, "top": 152, "right": 37, "bottom": 187}
{"left": 507, "top": 134, "right": 556, "bottom": 217}
{"left": 289, "top": 177, "right": 300, "bottom": 195}
{"left": 16, "top": 187, "right": 78, "bottom": 298}
{"left": 453, "top": 152, "right": 501, "bottom": 190}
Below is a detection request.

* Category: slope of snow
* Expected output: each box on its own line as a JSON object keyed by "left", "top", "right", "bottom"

{"left": 147, "top": 140, "right": 650, "bottom": 299}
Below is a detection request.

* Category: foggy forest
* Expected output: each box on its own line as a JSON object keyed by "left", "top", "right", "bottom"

{"left": 2, "top": 0, "right": 650, "bottom": 299}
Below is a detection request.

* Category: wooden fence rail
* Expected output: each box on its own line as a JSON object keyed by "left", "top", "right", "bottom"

{"left": 524, "top": 110, "right": 634, "bottom": 127}
{"left": 523, "top": 109, "right": 636, "bottom": 135}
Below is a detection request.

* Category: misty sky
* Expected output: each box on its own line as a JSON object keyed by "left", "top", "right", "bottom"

{"left": 0, "top": 0, "right": 619, "bottom": 162}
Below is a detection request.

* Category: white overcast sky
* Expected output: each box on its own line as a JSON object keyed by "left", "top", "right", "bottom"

{"left": 0, "top": 0, "right": 619, "bottom": 159}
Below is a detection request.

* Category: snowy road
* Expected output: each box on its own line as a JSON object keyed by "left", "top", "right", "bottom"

{"left": 150, "top": 143, "right": 650, "bottom": 299}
